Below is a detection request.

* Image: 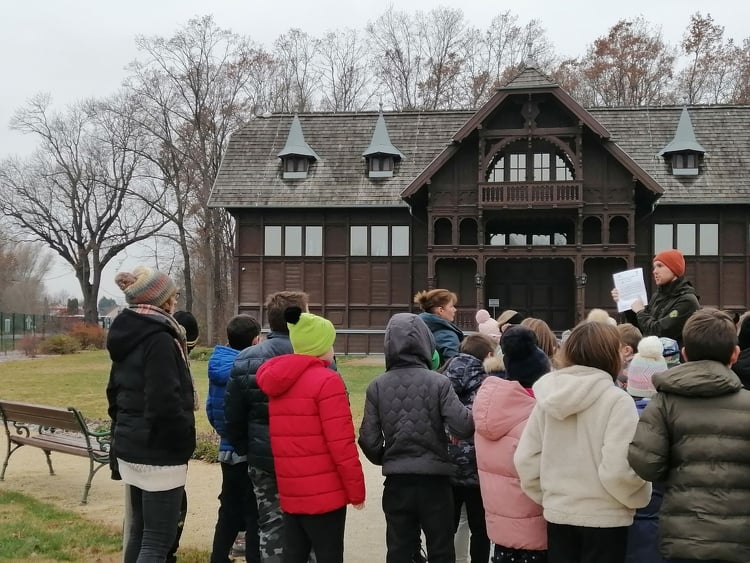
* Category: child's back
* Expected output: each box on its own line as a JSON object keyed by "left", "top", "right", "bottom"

{"left": 629, "top": 308, "right": 750, "bottom": 562}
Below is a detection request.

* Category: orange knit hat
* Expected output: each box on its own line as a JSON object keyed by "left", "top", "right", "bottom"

{"left": 653, "top": 249, "right": 685, "bottom": 277}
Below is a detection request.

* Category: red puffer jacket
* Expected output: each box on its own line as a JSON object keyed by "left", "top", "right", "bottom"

{"left": 256, "top": 354, "right": 365, "bottom": 514}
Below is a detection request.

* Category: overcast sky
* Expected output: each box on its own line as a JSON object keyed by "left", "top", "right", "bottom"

{"left": 1, "top": 0, "right": 748, "bottom": 302}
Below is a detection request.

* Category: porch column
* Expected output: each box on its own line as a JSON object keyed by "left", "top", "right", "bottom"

{"left": 574, "top": 256, "right": 587, "bottom": 324}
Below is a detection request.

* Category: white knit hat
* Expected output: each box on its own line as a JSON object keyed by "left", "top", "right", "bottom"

{"left": 628, "top": 336, "right": 668, "bottom": 398}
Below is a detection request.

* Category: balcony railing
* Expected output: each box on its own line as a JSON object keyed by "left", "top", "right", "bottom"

{"left": 480, "top": 181, "right": 583, "bottom": 208}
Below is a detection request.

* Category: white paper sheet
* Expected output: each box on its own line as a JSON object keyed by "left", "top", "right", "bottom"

{"left": 613, "top": 268, "right": 649, "bottom": 313}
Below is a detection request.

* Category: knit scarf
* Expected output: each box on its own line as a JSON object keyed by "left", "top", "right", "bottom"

{"left": 129, "top": 303, "right": 199, "bottom": 411}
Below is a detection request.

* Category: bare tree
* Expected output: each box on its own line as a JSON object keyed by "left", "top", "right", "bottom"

{"left": 317, "top": 29, "right": 374, "bottom": 112}
{"left": 129, "top": 15, "right": 255, "bottom": 342}
{"left": 0, "top": 95, "right": 165, "bottom": 324}
{"left": 0, "top": 233, "right": 52, "bottom": 314}
{"left": 730, "top": 38, "right": 750, "bottom": 103}
{"left": 272, "top": 28, "right": 320, "bottom": 113}
{"left": 581, "top": 17, "right": 676, "bottom": 106}
{"left": 678, "top": 13, "right": 734, "bottom": 103}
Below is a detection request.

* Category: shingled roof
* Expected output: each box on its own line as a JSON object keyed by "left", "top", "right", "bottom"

{"left": 209, "top": 105, "right": 750, "bottom": 209}
{"left": 209, "top": 111, "right": 471, "bottom": 209}
{"left": 590, "top": 105, "right": 750, "bottom": 204}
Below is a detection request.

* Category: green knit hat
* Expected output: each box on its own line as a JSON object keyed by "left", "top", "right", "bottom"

{"left": 284, "top": 306, "right": 336, "bottom": 357}
{"left": 115, "top": 266, "right": 177, "bottom": 308}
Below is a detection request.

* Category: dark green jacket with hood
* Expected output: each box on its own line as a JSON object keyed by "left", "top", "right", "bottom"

{"left": 628, "top": 361, "right": 750, "bottom": 562}
{"left": 626, "top": 276, "right": 699, "bottom": 347}
{"left": 358, "top": 313, "right": 474, "bottom": 476}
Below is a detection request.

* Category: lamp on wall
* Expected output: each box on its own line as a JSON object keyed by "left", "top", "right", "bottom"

{"left": 474, "top": 272, "right": 484, "bottom": 288}
{"left": 575, "top": 272, "right": 588, "bottom": 288}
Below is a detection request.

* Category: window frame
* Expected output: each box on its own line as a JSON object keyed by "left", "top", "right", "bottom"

{"left": 264, "top": 225, "right": 324, "bottom": 256}
{"left": 349, "top": 225, "right": 410, "bottom": 257}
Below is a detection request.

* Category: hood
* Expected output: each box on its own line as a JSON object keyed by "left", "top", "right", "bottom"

{"left": 384, "top": 313, "right": 434, "bottom": 370}
{"left": 654, "top": 360, "right": 742, "bottom": 397}
{"left": 208, "top": 345, "right": 240, "bottom": 384}
{"left": 657, "top": 276, "right": 698, "bottom": 299}
{"left": 419, "top": 312, "right": 463, "bottom": 337}
{"left": 473, "top": 377, "right": 535, "bottom": 440}
{"left": 106, "top": 308, "right": 173, "bottom": 362}
{"left": 255, "top": 353, "right": 327, "bottom": 397}
{"left": 532, "top": 365, "right": 616, "bottom": 420}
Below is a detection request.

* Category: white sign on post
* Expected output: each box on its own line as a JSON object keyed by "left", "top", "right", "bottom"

{"left": 488, "top": 298, "right": 500, "bottom": 308}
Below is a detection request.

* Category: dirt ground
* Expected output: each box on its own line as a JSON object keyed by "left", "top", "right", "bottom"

{"left": 0, "top": 430, "right": 387, "bottom": 561}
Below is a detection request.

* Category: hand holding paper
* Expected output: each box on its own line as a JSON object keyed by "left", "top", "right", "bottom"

{"left": 612, "top": 268, "right": 649, "bottom": 313}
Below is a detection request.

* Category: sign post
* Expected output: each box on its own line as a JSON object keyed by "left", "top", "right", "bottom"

{"left": 488, "top": 298, "right": 500, "bottom": 319}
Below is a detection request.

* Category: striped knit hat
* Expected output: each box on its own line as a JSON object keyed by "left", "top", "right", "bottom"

{"left": 115, "top": 266, "right": 177, "bottom": 308}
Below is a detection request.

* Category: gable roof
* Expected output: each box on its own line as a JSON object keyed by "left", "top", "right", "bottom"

{"left": 590, "top": 105, "right": 750, "bottom": 204}
{"left": 277, "top": 114, "right": 320, "bottom": 159}
{"left": 658, "top": 106, "right": 707, "bottom": 156}
{"left": 209, "top": 112, "right": 470, "bottom": 209}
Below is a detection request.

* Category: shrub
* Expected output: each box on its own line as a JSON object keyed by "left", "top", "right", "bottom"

{"left": 68, "top": 322, "right": 106, "bottom": 350}
{"left": 189, "top": 346, "right": 214, "bottom": 362}
{"left": 18, "top": 335, "right": 41, "bottom": 357}
{"left": 192, "top": 431, "right": 219, "bottom": 462}
{"left": 40, "top": 334, "right": 82, "bottom": 355}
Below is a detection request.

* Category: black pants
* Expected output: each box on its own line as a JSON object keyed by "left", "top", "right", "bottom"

{"left": 383, "top": 475, "right": 455, "bottom": 563}
{"left": 453, "top": 485, "right": 490, "bottom": 563}
{"left": 281, "top": 506, "right": 347, "bottom": 563}
{"left": 210, "top": 461, "right": 260, "bottom": 563}
{"left": 547, "top": 522, "right": 628, "bottom": 563}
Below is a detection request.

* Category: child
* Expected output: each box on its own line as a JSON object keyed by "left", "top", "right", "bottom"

{"left": 474, "top": 325, "right": 550, "bottom": 563}
{"left": 629, "top": 308, "right": 750, "bottom": 562}
{"left": 514, "top": 321, "right": 651, "bottom": 563}
{"left": 476, "top": 309, "right": 501, "bottom": 342}
{"left": 359, "top": 312, "right": 474, "bottom": 563}
{"left": 256, "top": 307, "right": 365, "bottom": 563}
{"left": 207, "top": 314, "right": 261, "bottom": 563}
{"left": 616, "top": 323, "right": 643, "bottom": 390}
{"left": 442, "top": 334, "right": 495, "bottom": 563}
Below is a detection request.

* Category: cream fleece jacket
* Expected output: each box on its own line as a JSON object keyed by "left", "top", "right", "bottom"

{"left": 514, "top": 365, "right": 651, "bottom": 528}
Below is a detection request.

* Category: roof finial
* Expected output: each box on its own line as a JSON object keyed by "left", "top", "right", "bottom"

{"left": 379, "top": 100, "right": 384, "bottom": 113}
{"left": 525, "top": 40, "right": 535, "bottom": 67}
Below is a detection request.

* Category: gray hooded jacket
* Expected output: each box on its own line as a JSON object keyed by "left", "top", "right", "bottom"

{"left": 358, "top": 313, "right": 474, "bottom": 476}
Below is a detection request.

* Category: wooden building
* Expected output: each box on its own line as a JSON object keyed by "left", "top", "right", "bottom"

{"left": 209, "top": 66, "right": 750, "bottom": 353}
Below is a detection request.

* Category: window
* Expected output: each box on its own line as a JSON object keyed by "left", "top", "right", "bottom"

{"left": 509, "top": 154, "right": 526, "bottom": 182}
{"left": 369, "top": 156, "right": 395, "bottom": 178}
{"left": 653, "top": 223, "right": 718, "bottom": 256}
{"left": 488, "top": 151, "right": 574, "bottom": 182}
{"left": 488, "top": 156, "right": 505, "bottom": 182}
{"left": 264, "top": 225, "right": 323, "bottom": 256}
{"left": 282, "top": 157, "right": 309, "bottom": 179}
{"left": 555, "top": 155, "right": 574, "bottom": 180}
{"left": 671, "top": 153, "right": 699, "bottom": 176}
{"left": 533, "top": 154, "right": 550, "bottom": 181}
{"left": 349, "top": 226, "right": 410, "bottom": 256}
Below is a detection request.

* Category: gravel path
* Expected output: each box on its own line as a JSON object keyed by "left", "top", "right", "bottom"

{"left": 0, "top": 430, "right": 387, "bottom": 561}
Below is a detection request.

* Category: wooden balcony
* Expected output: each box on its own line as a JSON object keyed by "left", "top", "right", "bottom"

{"left": 479, "top": 181, "right": 583, "bottom": 208}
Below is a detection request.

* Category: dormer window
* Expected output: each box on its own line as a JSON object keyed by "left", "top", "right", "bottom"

{"left": 283, "top": 156, "right": 310, "bottom": 179}
{"left": 368, "top": 155, "right": 395, "bottom": 178}
{"left": 671, "top": 153, "right": 699, "bottom": 176}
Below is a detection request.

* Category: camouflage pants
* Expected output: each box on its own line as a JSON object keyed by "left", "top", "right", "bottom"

{"left": 248, "top": 466, "right": 316, "bottom": 563}
{"left": 249, "top": 466, "right": 284, "bottom": 563}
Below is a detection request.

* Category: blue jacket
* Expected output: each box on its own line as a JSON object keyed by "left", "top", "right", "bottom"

{"left": 206, "top": 345, "right": 241, "bottom": 457}
{"left": 418, "top": 312, "right": 464, "bottom": 366}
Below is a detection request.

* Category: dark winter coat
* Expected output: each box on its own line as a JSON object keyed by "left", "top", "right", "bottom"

{"left": 206, "top": 344, "right": 241, "bottom": 456}
{"left": 224, "top": 332, "right": 292, "bottom": 472}
{"left": 442, "top": 353, "right": 487, "bottom": 486}
{"left": 626, "top": 276, "right": 699, "bottom": 347}
{"left": 256, "top": 354, "right": 365, "bottom": 515}
{"left": 358, "top": 313, "right": 474, "bottom": 477}
{"left": 418, "top": 312, "right": 464, "bottom": 365}
{"left": 731, "top": 347, "right": 750, "bottom": 389}
{"left": 628, "top": 361, "right": 750, "bottom": 562}
{"left": 106, "top": 308, "right": 196, "bottom": 466}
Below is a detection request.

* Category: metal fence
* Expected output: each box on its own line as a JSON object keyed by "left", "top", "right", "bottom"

{"left": 0, "top": 313, "right": 68, "bottom": 353}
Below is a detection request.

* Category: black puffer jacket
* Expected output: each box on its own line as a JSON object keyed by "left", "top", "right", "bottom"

{"left": 224, "top": 332, "right": 292, "bottom": 472}
{"left": 731, "top": 348, "right": 750, "bottom": 389}
{"left": 358, "top": 313, "right": 474, "bottom": 476}
{"left": 106, "top": 308, "right": 195, "bottom": 466}
{"left": 628, "top": 361, "right": 750, "bottom": 562}
{"left": 626, "top": 277, "right": 699, "bottom": 347}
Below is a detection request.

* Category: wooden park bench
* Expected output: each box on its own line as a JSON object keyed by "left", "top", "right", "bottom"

{"left": 0, "top": 399, "right": 111, "bottom": 504}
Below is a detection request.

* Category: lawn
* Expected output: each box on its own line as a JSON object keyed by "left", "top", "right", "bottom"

{"left": 0, "top": 350, "right": 384, "bottom": 434}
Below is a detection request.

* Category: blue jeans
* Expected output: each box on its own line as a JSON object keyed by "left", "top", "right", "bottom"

{"left": 124, "top": 484, "right": 184, "bottom": 563}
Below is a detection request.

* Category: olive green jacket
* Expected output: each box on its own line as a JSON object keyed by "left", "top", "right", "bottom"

{"left": 626, "top": 276, "right": 699, "bottom": 347}
{"left": 628, "top": 361, "right": 750, "bottom": 562}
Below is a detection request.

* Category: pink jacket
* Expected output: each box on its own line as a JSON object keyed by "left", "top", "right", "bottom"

{"left": 473, "top": 377, "right": 547, "bottom": 550}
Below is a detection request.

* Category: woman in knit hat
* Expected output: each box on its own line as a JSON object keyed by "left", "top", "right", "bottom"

{"left": 473, "top": 326, "right": 550, "bottom": 563}
{"left": 611, "top": 249, "right": 700, "bottom": 348}
{"left": 106, "top": 266, "right": 196, "bottom": 561}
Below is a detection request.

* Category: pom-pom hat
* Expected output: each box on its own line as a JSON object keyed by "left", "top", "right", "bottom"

{"left": 284, "top": 306, "right": 336, "bottom": 357}
{"left": 501, "top": 325, "right": 550, "bottom": 388}
{"left": 654, "top": 249, "right": 686, "bottom": 277}
{"left": 628, "top": 336, "right": 668, "bottom": 398}
{"left": 115, "top": 266, "right": 177, "bottom": 308}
